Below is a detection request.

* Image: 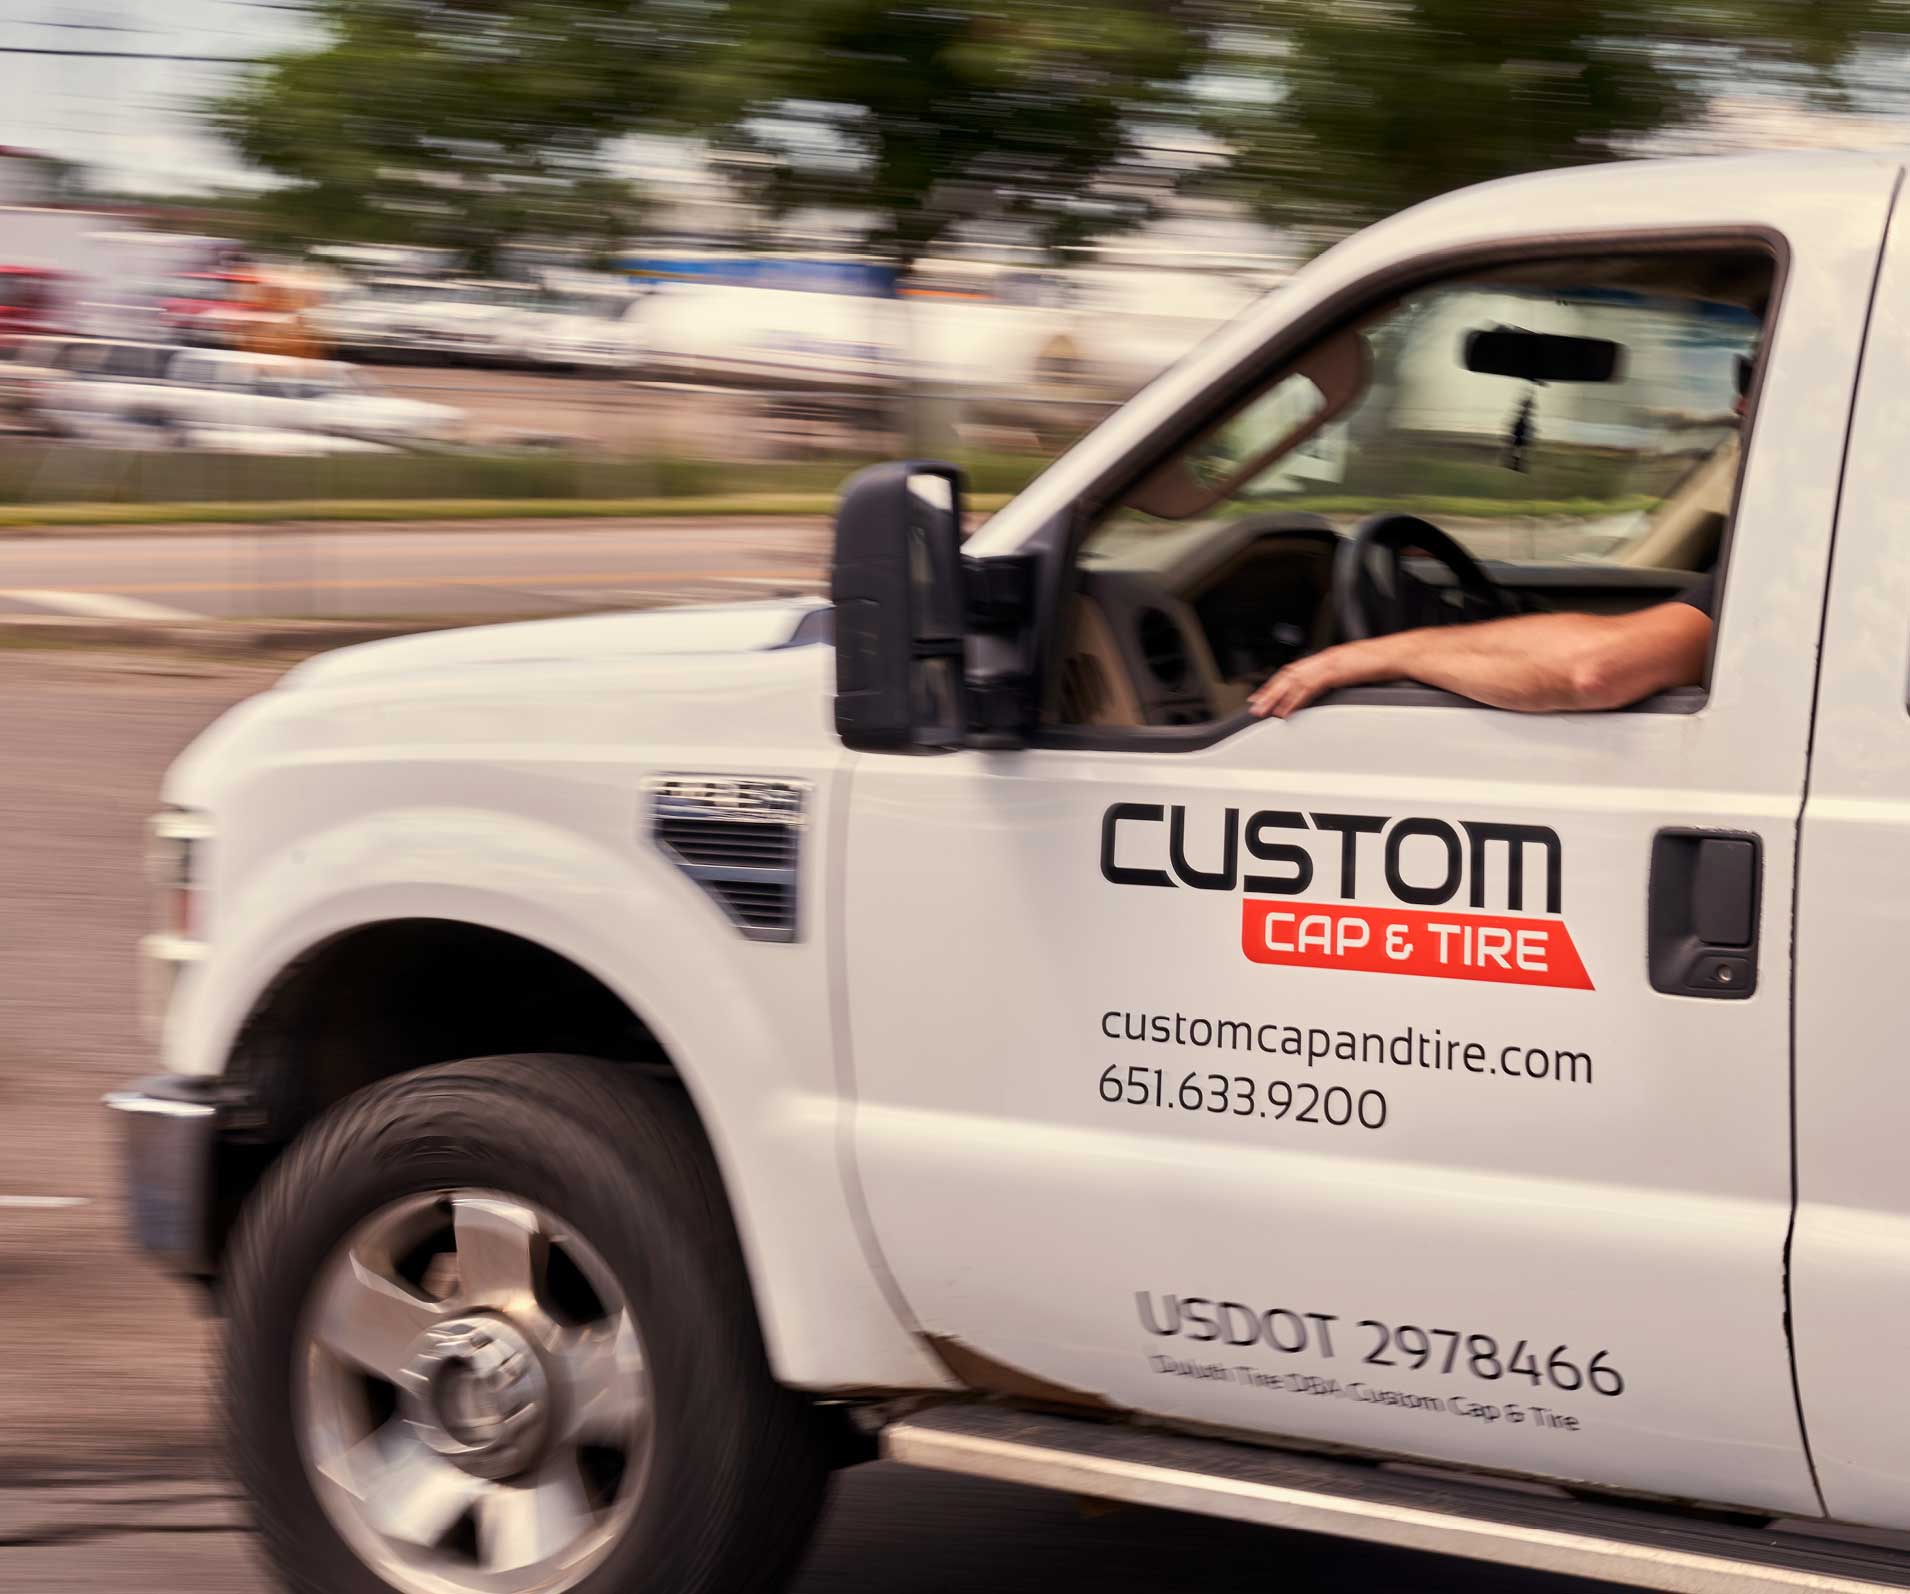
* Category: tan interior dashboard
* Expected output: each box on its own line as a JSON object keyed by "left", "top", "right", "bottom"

{"left": 1050, "top": 519, "right": 1343, "bottom": 728}
{"left": 1047, "top": 513, "right": 1711, "bottom": 730}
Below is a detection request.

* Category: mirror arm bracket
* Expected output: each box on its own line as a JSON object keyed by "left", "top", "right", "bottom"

{"left": 965, "top": 674, "right": 1033, "bottom": 749}
{"left": 963, "top": 554, "right": 1038, "bottom": 747}
{"left": 963, "top": 554, "right": 1035, "bottom": 632}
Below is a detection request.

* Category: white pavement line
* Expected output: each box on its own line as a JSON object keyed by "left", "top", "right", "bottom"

{"left": 0, "top": 1195, "right": 88, "bottom": 1208}
{"left": 0, "top": 588, "right": 199, "bottom": 621}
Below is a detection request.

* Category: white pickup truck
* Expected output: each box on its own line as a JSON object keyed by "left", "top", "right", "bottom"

{"left": 110, "top": 151, "right": 1910, "bottom": 1594}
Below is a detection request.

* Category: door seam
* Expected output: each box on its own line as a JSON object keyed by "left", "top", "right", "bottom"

{"left": 824, "top": 753, "right": 938, "bottom": 1350}
{"left": 1781, "top": 163, "right": 1904, "bottom": 1519}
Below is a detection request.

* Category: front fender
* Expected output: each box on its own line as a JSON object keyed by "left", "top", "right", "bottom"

{"left": 168, "top": 796, "right": 950, "bottom": 1394}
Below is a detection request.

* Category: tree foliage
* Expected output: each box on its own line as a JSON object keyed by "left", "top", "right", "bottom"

{"left": 1209, "top": 0, "right": 1910, "bottom": 234}
{"left": 694, "top": 0, "right": 1209, "bottom": 264}
{"left": 213, "top": 0, "right": 683, "bottom": 264}
{"left": 214, "top": 0, "right": 1910, "bottom": 262}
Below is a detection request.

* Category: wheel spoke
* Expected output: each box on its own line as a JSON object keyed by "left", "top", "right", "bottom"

{"left": 298, "top": 1189, "right": 653, "bottom": 1592}
{"left": 450, "top": 1194, "right": 542, "bottom": 1310}
{"left": 325, "top": 1422, "right": 486, "bottom": 1550}
{"left": 553, "top": 1309, "right": 649, "bottom": 1447}
{"left": 477, "top": 1452, "right": 593, "bottom": 1572}
{"left": 308, "top": 1251, "right": 445, "bottom": 1380}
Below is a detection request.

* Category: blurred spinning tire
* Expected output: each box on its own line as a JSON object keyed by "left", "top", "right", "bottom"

{"left": 224, "top": 1053, "right": 832, "bottom": 1594}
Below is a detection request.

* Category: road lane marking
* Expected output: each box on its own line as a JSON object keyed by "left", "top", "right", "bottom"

{"left": 0, "top": 589, "right": 199, "bottom": 620}
{"left": 0, "top": 1195, "right": 88, "bottom": 1208}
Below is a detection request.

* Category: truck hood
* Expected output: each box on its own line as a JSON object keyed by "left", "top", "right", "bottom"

{"left": 281, "top": 597, "right": 832, "bottom": 691}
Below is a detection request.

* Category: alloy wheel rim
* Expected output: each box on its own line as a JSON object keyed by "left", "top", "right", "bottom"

{"left": 295, "top": 1190, "right": 653, "bottom": 1594}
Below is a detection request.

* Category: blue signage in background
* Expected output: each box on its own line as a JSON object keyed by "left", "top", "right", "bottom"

{"left": 617, "top": 256, "right": 901, "bottom": 297}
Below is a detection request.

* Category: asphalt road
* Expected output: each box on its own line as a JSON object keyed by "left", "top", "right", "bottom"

{"left": 0, "top": 642, "right": 1611, "bottom": 1594}
{"left": 0, "top": 518, "right": 833, "bottom": 623}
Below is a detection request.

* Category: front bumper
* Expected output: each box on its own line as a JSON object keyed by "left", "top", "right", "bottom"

{"left": 103, "top": 1075, "right": 227, "bottom": 1274}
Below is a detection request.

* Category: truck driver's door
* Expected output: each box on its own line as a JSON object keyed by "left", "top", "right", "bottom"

{"left": 842, "top": 208, "right": 1885, "bottom": 1514}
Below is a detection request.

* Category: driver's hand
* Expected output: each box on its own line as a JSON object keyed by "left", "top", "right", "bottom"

{"left": 1249, "top": 646, "right": 1362, "bottom": 719}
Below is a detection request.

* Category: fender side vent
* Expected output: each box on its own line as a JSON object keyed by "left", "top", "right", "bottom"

{"left": 645, "top": 776, "right": 807, "bottom": 943}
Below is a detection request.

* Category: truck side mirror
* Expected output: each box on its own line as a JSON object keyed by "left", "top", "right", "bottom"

{"left": 831, "top": 460, "right": 968, "bottom": 751}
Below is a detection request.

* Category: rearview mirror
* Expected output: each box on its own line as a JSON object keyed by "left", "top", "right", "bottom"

{"left": 1463, "top": 327, "right": 1623, "bottom": 384}
{"left": 831, "top": 461, "right": 968, "bottom": 751}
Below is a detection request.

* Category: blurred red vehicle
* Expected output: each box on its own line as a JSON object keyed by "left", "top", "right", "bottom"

{"left": 0, "top": 265, "right": 69, "bottom": 342}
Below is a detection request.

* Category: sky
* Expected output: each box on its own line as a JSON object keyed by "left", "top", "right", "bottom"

{"left": 3, "top": 0, "right": 316, "bottom": 193}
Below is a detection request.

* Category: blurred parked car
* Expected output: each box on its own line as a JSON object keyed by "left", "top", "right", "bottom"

{"left": 407, "top": 279, "right": 536, "bottom": 365}
{"left": 311, "top": 276, "right": 539, "bottom": 366}
{"left": 308, "top": 277, "right": 428, "bottom": 360}
{"left": 509, "top": 289, "right": 645, "bottom": 373}
{"left": 22, "top": 337, "right": 462, "bottom": 446}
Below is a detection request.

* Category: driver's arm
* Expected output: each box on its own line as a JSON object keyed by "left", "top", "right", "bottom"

{"left": 1248, "top": 602, "right": 1712, "bottom": 718}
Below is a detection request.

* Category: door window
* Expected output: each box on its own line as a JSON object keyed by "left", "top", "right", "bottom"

{"left": 1057, "top": 248, "right": 1773, "bottom": 728}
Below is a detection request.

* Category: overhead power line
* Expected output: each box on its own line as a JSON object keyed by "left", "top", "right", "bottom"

{"left": 0, "top": 45, "right": 258, "bottom": 58}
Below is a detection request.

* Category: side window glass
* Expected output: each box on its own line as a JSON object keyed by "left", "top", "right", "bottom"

{"left": 1058, "top": 247, "right": 1771, "bottom": 730}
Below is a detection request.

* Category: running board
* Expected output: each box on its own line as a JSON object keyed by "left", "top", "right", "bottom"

{"left": 882, "top": 1405, "right": 1910, "bottom": 1594}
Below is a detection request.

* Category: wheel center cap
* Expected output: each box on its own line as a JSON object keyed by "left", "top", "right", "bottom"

{"left": 402, "top": 1315, "right": 550, "bottom": 1480}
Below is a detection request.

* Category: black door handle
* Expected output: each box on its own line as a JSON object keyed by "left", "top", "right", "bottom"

{"left": 1648, "top": 829, "right": 1761, "bottom": 998}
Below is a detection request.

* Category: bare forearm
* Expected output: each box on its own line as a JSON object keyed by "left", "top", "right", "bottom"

{"left": 1363, "top": 615, "right": 1607, "bottom": 711}
{"left": 1250, "top": 604, "right": 1710, "bottom": 719}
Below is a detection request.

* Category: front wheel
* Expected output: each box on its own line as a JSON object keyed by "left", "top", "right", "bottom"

{"left": 225, "top": 1053, "right": 831, "bottom": 1594}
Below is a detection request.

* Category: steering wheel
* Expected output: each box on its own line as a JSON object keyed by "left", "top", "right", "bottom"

{"left": 1332, "top": 512, "right": 1511, "bottom": 641}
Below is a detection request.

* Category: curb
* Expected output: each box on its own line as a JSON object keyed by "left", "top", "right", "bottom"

{"left": 0, "top": 615, "right": 475, "bottom": 654}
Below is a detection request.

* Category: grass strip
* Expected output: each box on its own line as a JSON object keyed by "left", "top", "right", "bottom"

{"left": 0, "top": 490, "right": 1650, "bottom": 532}
{"left": 0, "top": 493, "right": 1011, "bottom": 530}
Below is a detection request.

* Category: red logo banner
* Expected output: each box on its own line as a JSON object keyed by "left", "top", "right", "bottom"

{"left": 1241, "top": 899, "right": 1593, "bottom": 990}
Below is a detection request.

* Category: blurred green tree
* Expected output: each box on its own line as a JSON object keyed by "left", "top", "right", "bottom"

{"left": 1209, "top": 0, "right": 1910, "bottom": 235}
{"left": 692, "top": 0, "right": 1210, "bottom": 264}
{"left": 212, "top": 0, "right": 672, "bottom": 266}
{"left": 216, "top": 0, "right": 1910, "bottom": 262}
